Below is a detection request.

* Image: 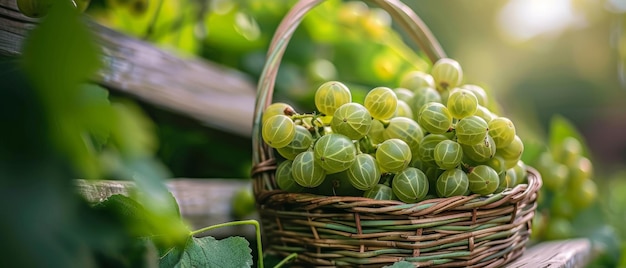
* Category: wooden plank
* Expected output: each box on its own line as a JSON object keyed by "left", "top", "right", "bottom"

{"left": 0, "top": 0, "right": 256, "bottom": 137}
{"left": 75, "top": 179, "right": 258, "bottom": 239}
{"left": 505, "top": 238, "right": 592, "bottom": 268}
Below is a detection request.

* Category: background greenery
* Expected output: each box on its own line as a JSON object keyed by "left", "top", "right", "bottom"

{"left": 86, "top": 0, "right": 626, "bottom": 178}
{"left": 87, "top": 1, "right": 626, "bottom": 264}
{"left": 2, "top": 0, "right": 626, "bottom": 266}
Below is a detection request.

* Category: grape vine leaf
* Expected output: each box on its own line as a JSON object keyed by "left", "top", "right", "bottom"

{"left": 160, "top": 236, "right": 253, "bottom": 268}
{"left": 383, "top": 261, "right": 415, "bottom": 268}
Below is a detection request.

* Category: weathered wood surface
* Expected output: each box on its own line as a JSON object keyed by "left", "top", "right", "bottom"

{"left": 0, "top": 0, "right": 256, "bottom": 137}
{"left": 77, "top": 178, "right": 593, "bottom": 266}
{"left": 505, "top": 238, "right": 592, "bottom": 268}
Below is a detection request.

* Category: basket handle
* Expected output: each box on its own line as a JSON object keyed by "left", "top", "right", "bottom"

{"left": 252, "top": 0, "right": 446, "bottom": 174}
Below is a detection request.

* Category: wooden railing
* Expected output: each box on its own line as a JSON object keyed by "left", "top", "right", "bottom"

{"left": 0, "top": 0, "right": 256, "bottom": 137}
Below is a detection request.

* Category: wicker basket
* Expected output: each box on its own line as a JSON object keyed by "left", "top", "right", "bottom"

{"left": 251, "top": 0, "right": 542, "bottom": 267}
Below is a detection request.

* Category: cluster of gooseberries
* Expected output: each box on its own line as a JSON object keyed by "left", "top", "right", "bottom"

{"left": 261, "top": 58, "right": 528, "bottom": 203}
{"left": 532, "top": 137, "right": 597, "bottom": 240}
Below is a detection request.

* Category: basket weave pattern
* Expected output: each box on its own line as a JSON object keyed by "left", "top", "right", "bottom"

{"left": 251, "top": 0, "right": 542, "bottom": 266}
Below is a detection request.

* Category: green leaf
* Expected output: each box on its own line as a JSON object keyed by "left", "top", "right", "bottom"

{"left": 77, "top": 84, "right": 115, "bottom": 150}
{"left": 160, "top": 236, "right": 253, "bottom": 268}
{"left": 20, "top": 1, "right": 102, "bottom": 178}
{"left": 384, "top": 260, "right": 415, "bottom": 268}
{"left": 22, "top": 1, "right": 100, "bottom": 93}
{"left": 548, "top": 115, "right": 591, "bottom": 157}
{"left": 110, "top": 100, "right": 158, "bottom": 158}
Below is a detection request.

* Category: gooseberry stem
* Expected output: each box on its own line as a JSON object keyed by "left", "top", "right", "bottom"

{"left": 354, "top": 140, "right": 362, "bottom": 154}
{"left": 290, "top": 113, "right": 314, "bottom": 121}
{"left": 378, "top": 119, "right": 390, "bottom": 128}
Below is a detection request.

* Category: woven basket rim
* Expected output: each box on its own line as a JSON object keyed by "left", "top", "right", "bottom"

{"left": 258, "top": 167, "right": 541, "bottom": 214}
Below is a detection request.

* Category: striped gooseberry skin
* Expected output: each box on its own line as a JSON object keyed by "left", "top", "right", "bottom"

{"left": 461, "top": 134, "right": 497, "bottom": 163}
{"left": 276, "top": 125, "right": 314, "bottom": 160}
{"left": 376, "top": 138, "right": 412, "bottom": 173}
{"left": 383, "top": 117, "right": 424, "bottom": 155}
{"left": 461, "top": 84, "right": 489, "bottom": 107}
{"left": 483, "top": 155, "right": 507, "bottom": 176}
{"left": 468, "top": 165, "right": 500, "bottom": 195}
{"left": 474, "top": 105, "right": 496, "bottom": 123}
{"left": 410, "top": 87, "right": 441, "bottom": 119}
{"left": 368, "top": 119, "right": 386, "bottom": 144}
{"left": 291, "top": 151, "right": 326, "bottom": 188}
{"left": 262, "top": 114, "right": 296, "bottom": 148}
{"left": 495, "top": 168, "right": 518, "bottom": 193}
{"left": 275, "top": 160, "right": 305, "bottom": 193}
{"left": 292, "top": 151, "right": 326, "bottom": 188}
{"left": 431, "top": 58, "right": 463, "bottom": 92}
{"left": 418, "top": 102, "right": 453, "bottom": 134}
{"left": 513, "top": 160, "right": 528, "bottom": 184}
{"left": 455, "top": 115, "right": 489, "bottom": 145}
{"left": 434, "top": 140, "right": 463, "bottom": 170}
{"left": 363, "top": 184, "right": 395, "bottom": 200}
{"left": 262, "top": 102, "right": 296, "bottom": 125}
{"left": 346, "top": 154, "right": 381, "bottom": 191}
{"left": 394, "top": 88, "right": 415, "bottom": 103}
{"left": 399, "top": 71, "right": 435, "bottom": 91}
{"left": 394, "top": 100, "right": 413, "bottom": 119}
{"left": 488, "top": 117, "right": 516, "bottom": 148}
{"left": 497, "top": 135, "right": 525, "bottom": 169}
{"left": 392, "top": 167, "right": 429, "bottom": 203}
{"left": 314, "top": 133, "right": 357, "bottom": 174}
{"left": 436, "top": 168, "right": 469, "bottom": 198}
{"left": 364, "top": 86, "right": 398, "bottom": 120}
{"left": 417, "top": 134, "right": 449, "bottom": 167}
{"left": 314, "top": 81, "right": 352, "bottom": 115}
{"left": 314, "top": 171, "right": 363, "bottom": 197}
{"left": 447, "top": 88, "right": 478, "bottom": 119}
{"left": 331, "top": 102, "right": 372, "bottom": 140}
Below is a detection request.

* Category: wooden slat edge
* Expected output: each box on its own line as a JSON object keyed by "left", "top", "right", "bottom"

{"left": 505, "top": 238, "right": 592, "bottom": 268}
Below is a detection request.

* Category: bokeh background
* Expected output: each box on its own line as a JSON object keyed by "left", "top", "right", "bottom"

{"left": 85, "top": 0, "right": 626, "bottom": 178}
{"left": 2, "top": 0, "right": 625, "bottom": 266}
{"left": 86, "top": 2, "right": 626, "bottom": 264}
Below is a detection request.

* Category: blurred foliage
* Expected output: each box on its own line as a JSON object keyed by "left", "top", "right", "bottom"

{"left": 1, "top": 1, "right": 190, "bottom": 266}
{"left": 85, "top": 0, "right": 626, "bottom": 178}
{"left": 523, "top": 116, "right": 617, "bottom": 261}
{"left": 7, "top": 0, "right": 626, "bottom": 265}
{"left": 87, "top": 0, "right": 626, "bottom": 263}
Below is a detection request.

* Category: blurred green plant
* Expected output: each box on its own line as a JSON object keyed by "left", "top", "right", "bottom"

{"left": 523, "top": 115, "right": 624, "bottom": 266}
{"left": 2, "top": 1, "right": 272, "bottom": 266}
